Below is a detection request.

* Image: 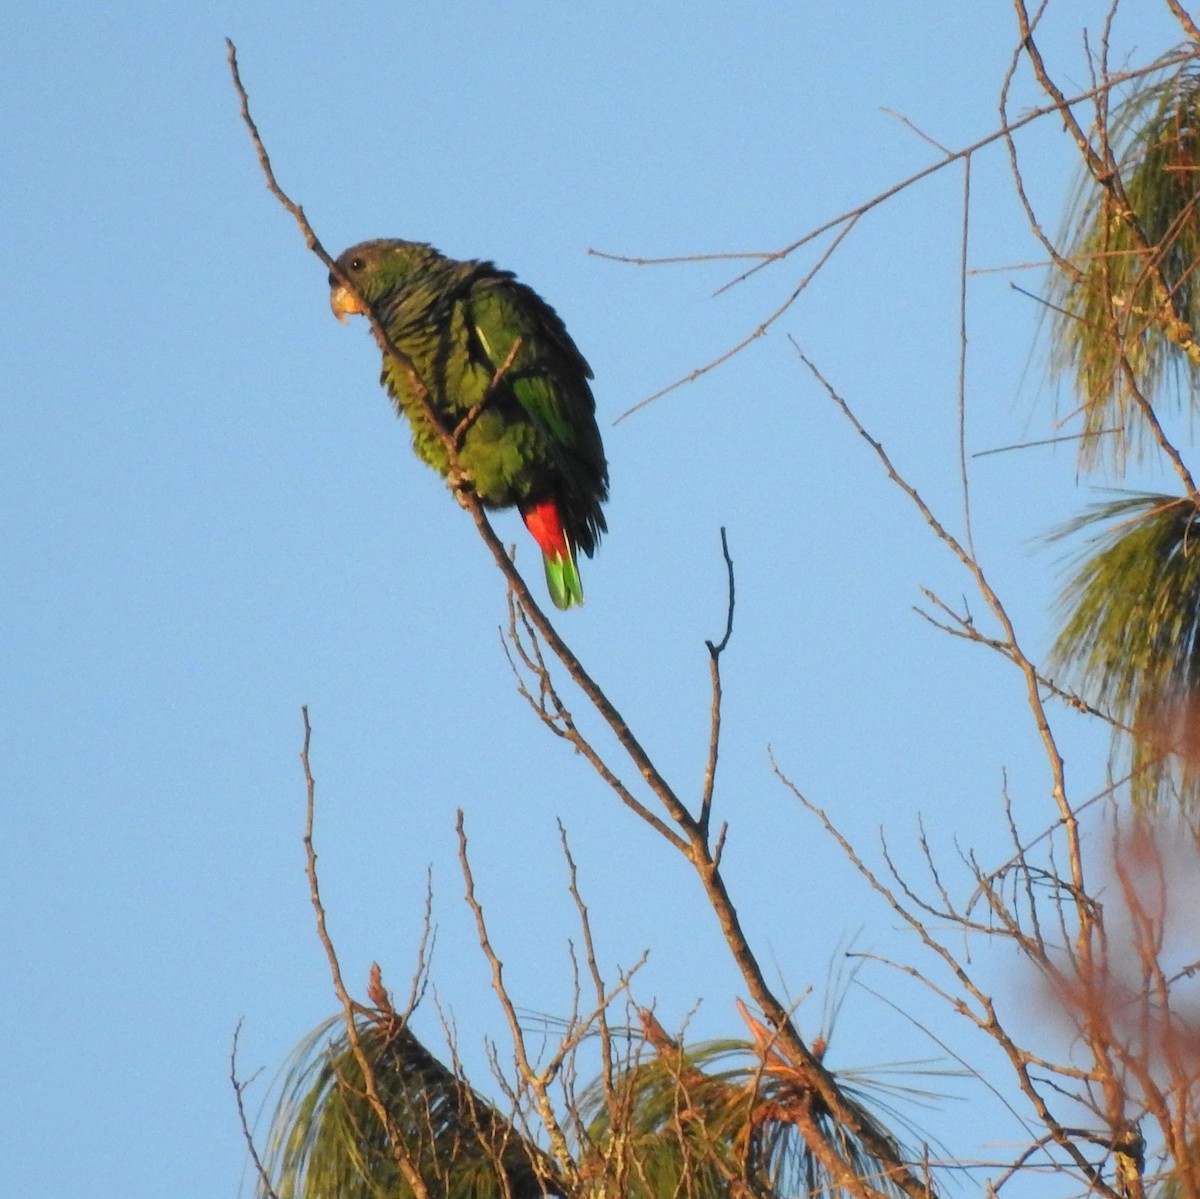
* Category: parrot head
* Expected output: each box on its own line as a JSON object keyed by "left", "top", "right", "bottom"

{"left": 328, "top": 240, "right": 441, "bottom": 323}
{"left": 328, "top": 248, "right": 372, "bottom": 324}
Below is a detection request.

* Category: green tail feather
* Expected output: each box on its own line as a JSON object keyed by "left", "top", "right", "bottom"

{"left": 544, "top": 549, "right": 584, "bottom": 610}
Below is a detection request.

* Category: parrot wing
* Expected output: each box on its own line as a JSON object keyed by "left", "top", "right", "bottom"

{"left": 466, "top": 277, "right": 599, "bottom": 458}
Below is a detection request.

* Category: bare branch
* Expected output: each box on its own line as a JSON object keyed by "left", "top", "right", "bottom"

{"left": 230, "top": 1020, "right": 282, "bottom": 1199}
{"left": 298, "top": 708, "right": 432, "bottom": 1199}
{"left": 1167, "top": 0, "right": 1200, "bottom": 43}
{"left": 791, "top": 341, "right": 1081, "bottom": 886}
{"left": 956, "top": 156, "right": 975, "bottom": 562}
{"left": 455, "top": 809, "right": 581, "bottom": 1186}
{"left": 614, "top": 215, "right": 860, "bottom": 424}
{"left": 700, "top": 527, "right": 735, "bottom": 837}
{"left": 603, "top": 47, "right": 1198, "bottom": 424}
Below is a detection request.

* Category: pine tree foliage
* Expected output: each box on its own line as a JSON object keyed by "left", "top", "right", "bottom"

{"left": 258, "top": 1015, "right": 558, "bottom": 1199}
{"left": 258, "top": 1007, "right": 930, "bottom": 1199}
{"left": 577, "top": 1013, "right": 923, "bottom": 1199}
{"left": 1050, "top": 58, "right": 1200, "bottom": 470}
{"left": 1051, "top": 492, "right": 1200, "bottom": 808}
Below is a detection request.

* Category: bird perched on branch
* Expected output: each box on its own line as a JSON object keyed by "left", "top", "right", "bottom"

{"left": 329, "top": 239, "right": 608, "bottom": 609}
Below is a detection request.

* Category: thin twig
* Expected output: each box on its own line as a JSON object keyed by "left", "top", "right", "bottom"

{"left": 791, "top": 340, "right": 1083, "bottom": 910}
{"left": 614, "top": 215, "right": 859, "bottom": 424}
{"left": 501, "top": 593, "right": 690, "bottom": 850}
{"left": 603, "top": 48, "right": 1198, "bottom": 425}
{"left": 299, "top": 708, "right": 432, "bottom": 1199}
{"left": 230, "top": 1020, "right": 282, "bottom": 1199}
{"left": 971, "top": 429, "right": 1123, "bottom": 457}
{"left": 700, "top": 528, "right": 735, "bottom": 837}
{"left": 399, "top": 869, "right": 436, "bottom": 1022}
{"left": 453, "top": 337, "right": 524, "bottom": 449}
{"left": 957, "top": 155, "right": 975, "bottom": 562}
{"left": 597, "top": 52, "right": 1194, "bottom": 286}
{"left": 455, "top": 809, "right": 581, "bottom": 1186}
{"left": 881, "top": 107, "right": 952, "bottom": 155}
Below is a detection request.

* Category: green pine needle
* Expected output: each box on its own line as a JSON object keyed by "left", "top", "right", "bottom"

{"left": 1048, "top": 58, "right": 1200, "bottom": 472}
{"left": 578, "top": 1037, "right": 927, "bottom": 1199}
{"left": 1050, "top": 492, "right": 1200, "bottom": 808}
{"left": 258, "top": 1017, "right": 555, "bottom": 1199}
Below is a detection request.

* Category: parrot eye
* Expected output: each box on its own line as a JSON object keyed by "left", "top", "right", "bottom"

{"left": 349, "top": 257, "right": 365, "bottom": 271}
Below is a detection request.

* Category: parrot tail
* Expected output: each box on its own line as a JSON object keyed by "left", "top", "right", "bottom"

{"left": 520, "top": 497, "right": 584, "bottom": 610}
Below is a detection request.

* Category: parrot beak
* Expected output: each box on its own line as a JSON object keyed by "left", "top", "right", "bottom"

{"left": 330, "top": 283, "right": 368, "bottom": 324}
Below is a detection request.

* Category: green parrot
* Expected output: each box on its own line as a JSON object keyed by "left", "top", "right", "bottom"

{"left": 328, "top": 239, "right": 609, "bottom": 609}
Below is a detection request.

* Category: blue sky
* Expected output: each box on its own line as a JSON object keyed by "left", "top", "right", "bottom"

{"left": 3, "top": 4, "right": 1192, "bottom": 1197}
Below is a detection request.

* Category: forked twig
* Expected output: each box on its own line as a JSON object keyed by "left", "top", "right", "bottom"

{"left": 230, "top": 1020, "right": 282, "bottom": 1199}
{"left": 299, "top": 708, "right": 432, "bottom": 1199}
{"left": 700, "top": 528, "right": 735, "bottom": 837}
{"left": 604, "top": 46, "right": 1198, "bottom": 424}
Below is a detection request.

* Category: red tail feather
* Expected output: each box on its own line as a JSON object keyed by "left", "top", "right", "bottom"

{"left": 520, "top": 497, "right": 570, "bottom": 561}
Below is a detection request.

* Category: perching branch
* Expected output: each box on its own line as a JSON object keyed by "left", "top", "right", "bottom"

{"left": 1167, "top": 0, "right": 1200, "bottom": 44}
{"left": 230, "top": 38, "right": 941, "bottom": 1195}
{"left": 227, "top": 38, "right": 512, "bottom": 506}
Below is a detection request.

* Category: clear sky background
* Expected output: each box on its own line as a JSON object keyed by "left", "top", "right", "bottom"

{"left": 4, "top": 4, "right": 1192, "bottom": 1197}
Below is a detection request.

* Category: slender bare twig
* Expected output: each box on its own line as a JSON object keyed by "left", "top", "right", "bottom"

{"left": 557, "top": 819, "right": 618, "bottom": 1130}
{"left": 501, "top": 594, "right": 690, "bottom": 850}
{"left": 299, "top": 708, "right": 432, "bottom": 1199}
{"left": 796, "top": 338, "right": 1082, "bottom": 843}
{"left": 455, "top": 809, "right": 580, "bottom": 1187}
{"left": 596, "top": 52, "right": 1195, "bottom": 285}
{"left": 230, "top": 1020, "right": 282, "bottom": 1199}
{"left": 399, "top": 869, "right": 436, "bottom": 1023}
{"left": 614, "top": 214, "right": 860, "bottom": 424}
{"left": 588, "top": 247, "right": 775, "bottom": 266}
{"left": 971, "top": 429, "right": 1124, "bottom": 457}
{"left": 540, "top": 918, "right": 648, "bottom": 1081}
{"left": 1000, "top": 1, "right": 1070, "bottom": 279}
{"left": 602, "top": 47, "right": 1198, "bottom": 425}
{"left": 881, "top": 108, "right": 952, "bottom": 156}
{"left": 700, "top": 527, "right": 735, "bottom": 838}
{"left": 453, "top": 337, "right": 524, "bottom": 449}
{"left": 792, "top": 340, "right": 1079, "bottom": 853}
{"left": 909, "top": 585, "right": 1129, "bottom": 729}
{"left": 956, "top": 157, "right": 975, "bottom": 562}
